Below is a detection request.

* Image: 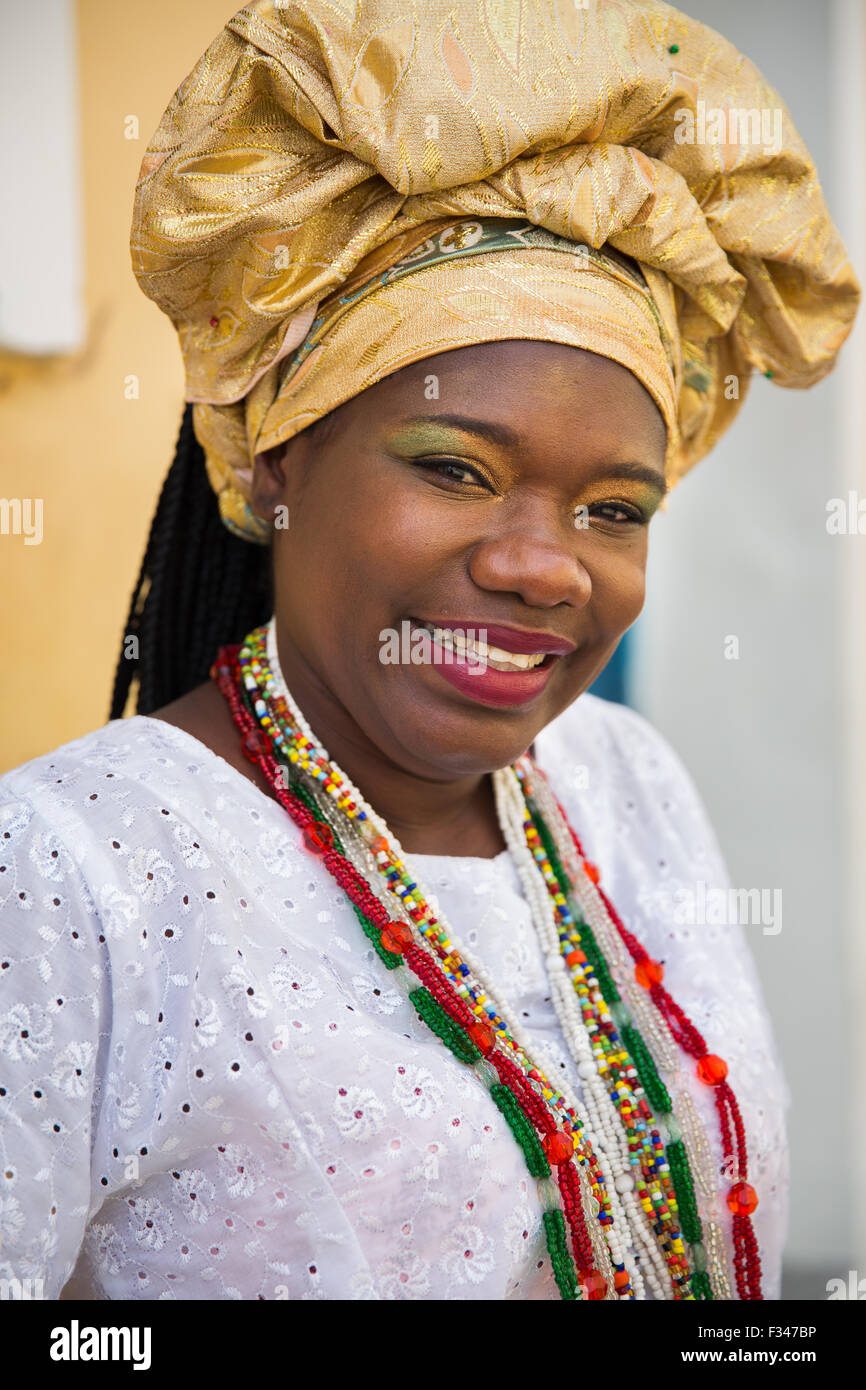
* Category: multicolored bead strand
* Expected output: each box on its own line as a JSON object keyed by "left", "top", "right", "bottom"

{"left": 213, "top": 623, "right": 763, "bottom": 1301}
{"left": 232, "top": 628, "right": 742, "bottom": 1297}
{"left": 498, "top": 764, "right": 701, "bottom": 1298}
{"left": 522, "top": 761, "right": 735, "bottom": 1300}
{"left": 538, "top": 770, "right": 763, "bottom": 1300}
{"left": 238, "top": 628, "right": 723, "bottom": 1297}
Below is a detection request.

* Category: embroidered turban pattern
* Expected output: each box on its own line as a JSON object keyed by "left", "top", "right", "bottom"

{"left": 131, "top": 0, "right": 859, "bottom": 541}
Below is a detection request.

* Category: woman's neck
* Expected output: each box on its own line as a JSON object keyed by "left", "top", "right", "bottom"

{"left": 150, "top": 678, "right": 508, "bottom": 860}
{"left": 275, "top": 626, "right": 510, "bottom": 858}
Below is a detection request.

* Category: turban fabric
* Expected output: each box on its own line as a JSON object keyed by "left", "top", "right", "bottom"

{"left": 131, "top": 0, "right": 859, "bottom": 543}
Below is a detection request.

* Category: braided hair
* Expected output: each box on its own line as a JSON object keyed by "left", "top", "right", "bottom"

{"left": 109, "top": 405, "right": 273, "bottom": 719}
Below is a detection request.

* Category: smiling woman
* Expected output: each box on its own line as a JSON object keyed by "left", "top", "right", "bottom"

{"left": 162, "top": 340, "right": 668, "bottom": 862}
{"left": 0, "top": 0, "right": 859, "bottom": 1304}
{"left": 240, "top": 341, "right": 668, "bottom": 848}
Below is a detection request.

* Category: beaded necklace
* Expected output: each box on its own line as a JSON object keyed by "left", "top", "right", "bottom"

{"left": 211, "top": 622, "right": 763, "bottom": 1301}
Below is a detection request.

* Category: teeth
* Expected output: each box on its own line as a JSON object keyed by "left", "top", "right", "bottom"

{"left": 427, "top": 624, "right": 547, "bottom": 672}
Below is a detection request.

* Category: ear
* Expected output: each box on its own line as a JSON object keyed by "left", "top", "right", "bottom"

{"left": 250, "top": 441, "right": 290, "bottom": 524}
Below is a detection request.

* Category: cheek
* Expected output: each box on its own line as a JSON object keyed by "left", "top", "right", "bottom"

{"left": 274, "top": 470, "right": 444, "bottom": 628}
{"left": 329, "top": 470, "right": 467, "bottom": 590}
{"left": 585, "top": 539, "right": 649, "bottom": 633}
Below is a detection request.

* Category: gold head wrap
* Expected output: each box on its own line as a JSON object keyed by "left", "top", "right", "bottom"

{"left": 131, "top": 0, "right": 859, "bottom": 543}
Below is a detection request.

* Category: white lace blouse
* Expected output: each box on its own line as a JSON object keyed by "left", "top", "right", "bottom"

{"left": 0, "top": 696, "right": 789, "bottom": 1300}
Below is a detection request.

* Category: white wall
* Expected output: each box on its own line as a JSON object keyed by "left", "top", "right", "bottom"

{"left": 632, "top": 0, "right": 866, "bottom": 1294}
{"left": 0, "top": 0, "right": 84, "bottom": 353}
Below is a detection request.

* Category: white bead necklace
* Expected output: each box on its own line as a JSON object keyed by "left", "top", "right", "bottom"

{"left": 524, "top": 759, "right": 733, "bottom": 1300}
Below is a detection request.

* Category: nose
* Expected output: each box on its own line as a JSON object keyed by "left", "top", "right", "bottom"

{"left": 468, "top": 510, "right": 591, "bottom": 610}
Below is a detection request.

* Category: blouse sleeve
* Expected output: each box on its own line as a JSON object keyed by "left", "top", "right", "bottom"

{"left": 0, "top": 789, "right": 111, "bottom": 1299}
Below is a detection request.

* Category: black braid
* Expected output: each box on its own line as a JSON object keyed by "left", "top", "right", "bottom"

{"left": 109, "top": 405, "right": 273, "bottom": 719}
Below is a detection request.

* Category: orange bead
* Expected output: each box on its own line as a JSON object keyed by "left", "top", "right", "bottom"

{"left": 583, "top": 860, "right": 601, "bottom": 884}
{"left": 635, "top": 957, "right": 664, "bottom": 989}
{"left": 370, "top": 835, "right": 389, "bottom": 854}
{"left": 466, "top": 1019, "right": 497, "bottom": 1055}
{"left": 303, "top": 821, "right": 334, "bottom": 854}
{"left": 564, "top": 949, "right": 586, "bottom": 968}
{"left": 727, "top": 1181, "right": 759, "bottom": 1216}
{"left": 697, "top": 1053, "right": 728, "bottom": 1086}
{"left": 542, "top": 1129, "right": 575, "bottom": 1165}
{"left": 613, "top": 1269, "right": 631, "bottom": 1290}
{"left": 579, "top": 1270, "right": 607, "bottom": 1300}
{"left": 380, "top": 920, "right": 415, "bottom": 956}
{"left": 241, "top": 729, "right": 270, "bottom": 762}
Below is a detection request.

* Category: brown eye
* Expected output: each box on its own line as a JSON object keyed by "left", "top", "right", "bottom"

{"left": 589, "top": 502, "right": 646, "bottom": 525}
{"left": 414, "top": 457, "right": 491, "bottom": 489}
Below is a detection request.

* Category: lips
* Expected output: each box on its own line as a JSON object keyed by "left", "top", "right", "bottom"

{"left": 407, "top": 618, "right": 576, "bottom": 709}
{"left": 421, "top": 621, "right": 577, "bottom": 656}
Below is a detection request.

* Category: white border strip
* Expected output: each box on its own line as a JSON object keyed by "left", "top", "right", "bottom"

{"left": 831, "top": 0, "right": 866, "bottom": 1272}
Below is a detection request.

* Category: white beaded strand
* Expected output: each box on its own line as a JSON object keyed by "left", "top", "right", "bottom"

{"left": 492, "top": 767, "right": 645, "bottom": 1294}
{"left": 519, "top": 757, "right": 732, "bottom": 1300}
{"left": 493, "top": 765, "right": 670, "bottom": 1292}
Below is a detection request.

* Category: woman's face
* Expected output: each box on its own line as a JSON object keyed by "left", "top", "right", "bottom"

{"left": 252, "top": 340, "right": 667, "bottom": 779}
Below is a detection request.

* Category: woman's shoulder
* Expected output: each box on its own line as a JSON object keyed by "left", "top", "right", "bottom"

{"left": 535, "top": 690, "right": 696, "bottom": 788}
{"left": 0, "top": 714, "right": 309, "bottom": 961}
{"left": 0, "top": 716, "right": 243, "bottom": 854}
{"left": 2, "top": 714, "right": 204, "bottom": 796}
{"left": 533, "top": 691, "right": 725, "bottom": 873}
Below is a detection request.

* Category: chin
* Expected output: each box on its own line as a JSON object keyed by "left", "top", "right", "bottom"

{"left": 371, "top": 675, "right": 581, "bottom": 779}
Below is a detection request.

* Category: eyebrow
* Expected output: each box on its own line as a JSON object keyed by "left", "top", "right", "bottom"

{"left": 586, "top": 460, "right": 669, "bottom": 496}
{"left": 401, "top": 413, "right": 669, "bottom": 496}
{"left": 404, "top": 413, "right": 521, "bottom": 449}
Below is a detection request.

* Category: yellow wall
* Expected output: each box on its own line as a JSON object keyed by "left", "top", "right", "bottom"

{"left": 0, "top": 1, "right": 234, "bottom": 772}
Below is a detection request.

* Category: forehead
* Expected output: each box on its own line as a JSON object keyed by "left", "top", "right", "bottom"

{"left": 342, "top": 340, "right": 667, "bottom": 455}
